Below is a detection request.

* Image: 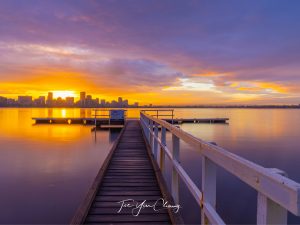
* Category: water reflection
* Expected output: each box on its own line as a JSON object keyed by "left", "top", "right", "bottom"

{"left": 0, "top": 108, "right": 299, "bottom": 224}
{"left": 0, "top": 108, "right": 120, "bottom": 224}
{"left": 109, "top": 128, "right": 122, "bottom": 143}
{"left": 173, "top": 109, "right": 300, "bottom": 224}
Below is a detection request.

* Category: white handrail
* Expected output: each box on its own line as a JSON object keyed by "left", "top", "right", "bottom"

{"left": 140, "top": 112, "right": 300, "bottom": 225}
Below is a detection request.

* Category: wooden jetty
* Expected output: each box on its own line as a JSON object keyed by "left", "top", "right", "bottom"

{"left": 70, "top": 110, "right": 300, "bottom": 225}
{"left": 71, "top": 120, "right": 183, "bottom": 225}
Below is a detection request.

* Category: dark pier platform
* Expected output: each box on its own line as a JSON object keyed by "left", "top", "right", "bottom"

{"left": 32, "top": 117, "right": 229, "bottom": 125}
{"left": 71, "top": 120, "right": 182, "bottom": 225}
{"left": 32, "top": 117, "right": 109, "bottom": 125}
{"left": 166, "top": 118, "right": 229, "bottom": 124}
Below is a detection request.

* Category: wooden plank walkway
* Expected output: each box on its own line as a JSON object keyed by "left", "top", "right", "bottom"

{"left": 71, "top": 120, "right": 182, "bottom": 225}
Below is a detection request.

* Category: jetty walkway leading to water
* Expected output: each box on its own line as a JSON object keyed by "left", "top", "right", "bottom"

{"left": 71, "top": 120, "right": 182, "bottom": 225}
{"left": 70, "top": 111, "right": 300, "bottom": 225}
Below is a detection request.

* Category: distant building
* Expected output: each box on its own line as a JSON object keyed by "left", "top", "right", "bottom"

{"left": 124, "top": 99, "right": 129, "bottom": 107}
{"left": 38, "top": 96, "right": 45, "bottom": 105}
{"left": 66, "top": 97, "right": 75, "bottom": 106}
{"left": 80, "top": 92, "right": 86, "bottom": 107}
{"left": 100, "top": 99, "right": 106, "bottom": 107}
{"left": 47, "top": 92, "right": 53, "bottom": 106}
{"left": 56, "top": 97, "right": 64, "bottom": 106}
{"left": 111, "top": 100, "right": 117, "bottom": 107}
{"left": 7, "top": 98, "right": 16, "bottom": 106}
{"left": 33, "top": 96, "right": 45, "bottom": 106}
{"left": 95, "top": 98, "right": 99, "bottom": 105}
{"left": 80, "top": 92, "right": 86, "bottom": 101}
{"left": 18, "top": 96, "right": 32, "bottom": 106}
{"left": 0, "top": 96, "right": 7, "bottom": 106}
{"left": 85, "top": 95, "right": 92, "bottom": 107}
{"left": 118, "top": 97, "right": 123, "bottom": 104}
{"left": 134, "top": 102, "right": 139, "bottom": 107}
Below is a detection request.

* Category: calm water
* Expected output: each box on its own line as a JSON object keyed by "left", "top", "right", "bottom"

{"left": 0, "top": 108, "right": 299, "bottom": 224}
{"left": 0, "top": 108, "right": 120, "bottom": 224}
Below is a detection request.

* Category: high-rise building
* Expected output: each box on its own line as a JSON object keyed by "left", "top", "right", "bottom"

{"left": 86, "top": 95, "right": 92, "bottom": 100}
{"left": 80, "top": 92, "right": 86, "bottom": 107}
{"left": 47, "top": 92, "right": 53, "bottom": 106}
{"left": 86, "top": 96, "right": 91, "bottom": 107}
{"left": 80, "top": 92, "right": 86, "bottom": 101}
{"left": 0, "top": 96, "right": 7, "bottom": 106}
{"left": 118, "top": 97, "right": 123, "bottom": 104}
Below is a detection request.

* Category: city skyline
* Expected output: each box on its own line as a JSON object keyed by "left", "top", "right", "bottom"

{"left": 0, "top": 1, "right": 300, "bottom": 105}
{"left": 0, "top": 91, "right": 140, "bottom": 108}
{"left": 1, "top": 90, "right": 300, "bottom": 108}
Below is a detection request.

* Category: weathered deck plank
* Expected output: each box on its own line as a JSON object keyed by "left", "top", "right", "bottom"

{"left": 71, "top": 120, "right": 181, "bottom": 225}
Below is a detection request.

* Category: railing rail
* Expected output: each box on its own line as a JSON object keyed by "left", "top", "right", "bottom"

{"left": 140, "top": 109, "right": 174, "bottom": 124}
{"left": 140, "top": 112, "right": 300, "bottom": 225}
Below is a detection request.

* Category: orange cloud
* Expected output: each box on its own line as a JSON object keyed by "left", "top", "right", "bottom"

{"left": 237, "top": 87, "right": 261, "bottom": 92}
{"left": 233, "top": 81, "right": 289, "bottom": 94}
{"left": 257, "top": 82, "right": 288, "bottom": 94}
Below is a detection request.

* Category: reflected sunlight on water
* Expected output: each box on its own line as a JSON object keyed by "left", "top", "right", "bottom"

{"left": 0, "top": 108, "right": 119, "bottom": 224}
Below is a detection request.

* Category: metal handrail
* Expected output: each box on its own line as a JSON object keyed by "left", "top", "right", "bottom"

{"left": 140, "top": 112, "right": 300, "bottom": 225}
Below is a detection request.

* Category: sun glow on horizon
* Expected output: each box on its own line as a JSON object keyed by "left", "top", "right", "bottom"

{"left": 52, "top": 91, "right": 77, "bottom": 99}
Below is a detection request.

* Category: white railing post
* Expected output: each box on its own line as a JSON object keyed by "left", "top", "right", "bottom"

{"left": 257, "top": 193, "right": 287, "bottom": 225}
{"left": 172, "top": 134, "right": 180, "bottom": 204}
{"left": 149, "top": 120, "right": 154, "bottom": 154}
{"left": 145, "top": 116, "right": 149, "bottom": 144}
{"left": 201, "top": 156, "right": 217, "bottom": 225}
{"left": 160, "top": 127, "right": 166, "bottom": 172}
{"left": 153, "top": 122, "right": 159, "bottom": 160}
{"left": 144, "top": 116, "right": 147, "bottom": 140}
{"left": 145, "top": 117, "right": 149, "bottom": 143}
{"left": 257, "top": 169, "right": 288, "bottom": 225}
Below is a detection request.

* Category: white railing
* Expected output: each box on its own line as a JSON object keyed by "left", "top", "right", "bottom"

{"left": 140, "top": 112, "right": 300, "bottom": 225}
{"left": 140, "top": 109, "right": 174, "bottom": 124}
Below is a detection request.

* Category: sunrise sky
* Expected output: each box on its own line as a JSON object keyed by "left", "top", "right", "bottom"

{"left": 0, "top": 0, "right": 300, "bottom": 105}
